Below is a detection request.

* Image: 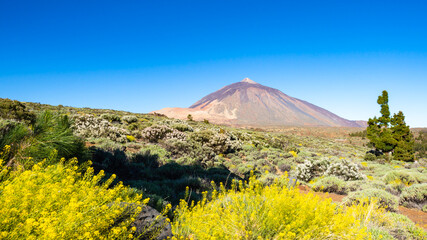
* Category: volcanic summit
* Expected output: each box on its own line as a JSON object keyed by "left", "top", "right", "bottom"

{"left": 154, "top": 78, "right": 365, "bottom": 127}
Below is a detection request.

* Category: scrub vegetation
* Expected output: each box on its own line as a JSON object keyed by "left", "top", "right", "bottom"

{"left": 0, "top": 98, "right": 425, "bottom": 239}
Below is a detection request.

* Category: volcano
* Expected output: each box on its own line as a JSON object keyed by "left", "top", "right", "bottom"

{"left": 154, "top": 78, "right": 365, "bottom": 127}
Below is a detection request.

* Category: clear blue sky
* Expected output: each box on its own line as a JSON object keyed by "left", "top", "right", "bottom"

{"left": 1, "top": 0, "right": 426, "bottom": 127}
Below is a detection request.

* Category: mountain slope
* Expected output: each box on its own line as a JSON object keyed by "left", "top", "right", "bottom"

{"left": 154, "top": 78, "right": 366, "bottom": 127}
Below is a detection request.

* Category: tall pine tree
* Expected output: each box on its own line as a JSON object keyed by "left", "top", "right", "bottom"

{"left": 367, "top": 90, "right": 414, "bottom": 162}
{"left": 367, "top": 91, "right": 397, "bottom": 155}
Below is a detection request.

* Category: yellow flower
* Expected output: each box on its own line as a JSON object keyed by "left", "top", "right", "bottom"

{"left": 172, "top": 175, "right": 370, "bottom": 239}
{"left": 0, "top": 160, "right": 143, "bottom": 239}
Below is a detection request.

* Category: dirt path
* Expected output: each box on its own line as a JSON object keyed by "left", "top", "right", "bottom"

{"left": 298, "top": 185, "right": 427, "bottom": 230}
{"left": 398, "top": 206, "right": 427, "bottom": 230}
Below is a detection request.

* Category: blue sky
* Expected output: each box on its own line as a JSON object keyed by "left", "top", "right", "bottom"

{"left": 1, "top": 1, "right": 426, "bottom": 127}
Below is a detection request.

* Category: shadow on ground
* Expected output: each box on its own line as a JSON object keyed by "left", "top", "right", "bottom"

{"left": 88, "top": 146, "right": 242, "bottom": 209}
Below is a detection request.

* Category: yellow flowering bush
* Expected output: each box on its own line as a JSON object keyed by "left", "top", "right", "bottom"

{"left": 172, "top": 176, "right": 372, "bottom": 239}
{"left": 288, "top": 150, "right": 298, "bottom": 158}
{"left": 126, "top": 135, "right": 136, "bottom": 142}
{"left": 0, "top": 149, "right": 145, "bottom": 240}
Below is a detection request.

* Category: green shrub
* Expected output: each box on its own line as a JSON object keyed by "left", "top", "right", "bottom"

{"left": 285, "top": 146, "right": 300, "bottom": 154}
{"left": 410, "top": 171, "right": 427, "bottom": 183}
{"left": 1, "top": 111, "right": 87, "bottom": 167}
{"left": 26, "top": 112, "right": 86, "bottom": 162}
{"left": 138, "top": 145, "right": 170, "bottom": 161}
{"left": 122, "top": 115, "right": 138, "bottom": 124}
{"left": 399, "top": 183, "right": 427, "bottom": 210}
{"left": 310, "top": 176, "right": 347, "bottom": 194}
{"left": 364, "top": 153, "right": 376, "bottom": 161}
{"left": 175, "top": 156, "right": 198, "bottom": 165}
{"left": 171, "top": 123, "right": 193, "bottom": 132}
{"left": 0, "top": 120, "right": 30, "bottom": 158}
{"left": 241, "top": 144, "right": 255, "bottom": 152}
{"left": 258, "top": 173, "right": 280, "bottom": 186}
{"left": 278, "top": 162, "right": 291, "bottom": 173}
{"left": 367, "top": 227, "right": 394, "bottom": 240}
{"left": 379, "top": 212, "right": 427, "bottom": 239}
{"left": 127, "top": 122, "right": 140, "bottom": 131}
{"left": 95, "top": 138, "right": 123, "bottom": 151}
{"left": 101, "top": 113, "right": 121, "bottom": 122}
{"left": 384, "top": 170, "right": 417, "bottom": 185}
{"left": 344, "top": 188, "right": 399, "bottom": 212}
{"left": 0, "top": 98, "right": 36, "bottom": 124}
{"left": 347, "top": 180, "right": 388, "bottom": 194}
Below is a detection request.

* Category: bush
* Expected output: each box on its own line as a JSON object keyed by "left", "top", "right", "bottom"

{"left": 310, "top": 176, "right": 348, "bottom": 194}
{"left": 294, "top": 159, "right": 329, "bottom": 182}
{"left": 173, "top": 176, "right": 371, "bottom": 239}
{"left": 127, "top": 122, "right": 140, "bottom": 131}
{"left": 383, "top": 170, "right": 419, "bottom": 194}
{"left": 325, "top": 159, "right": 365, "bottom": 181}
{"left": 162, "top": 138, "right": 193, "bottom": 158}
{"left": 73, "top": 114, "right": 128, "bottom": 143}
{"left": 0, "top": 158, "right": 152, "bottom": 239}
{"left": 1, "top": 112, "right": 87, "bottom": 166}
{"left": 384, "top": 170, "right": 418, "bottom": 185}
{"left": 188, "top": 130, "right": 241, "bottom": 156}
{"left": 364, "top": 153, "right": 377, "bottom": 161}
{"left": 101, "top": 113, "right": 121, "bottom": 123}
{"left": 0, "top": 98, "right": 36, "bottom": 124}
{"left": 141, "top": 125, "right": 186, "bottom": 143}
{"left": 0, "top": 120, "right": 30, "bottom": 157}
{"left": 25, "top": 112, "right": 87, "bottom": 162}
{"left": 377, "top": 212, "right": 427, "bottom": 239}
{"left": 126, "top": 135, "right": 136, "bottom": 142}
{"left": 399, "top": 183, "right": 427, "bottom": 210}
{"left": 278, "top": 163, "right": 291, "bottom": 173}
{"left": 171, "top": 123, "right": 193, "bottom": 132}
{"left": 134, "top": 145, "right": 170, "bottom": 166}
{"left": 347, "top": 180, "right": 388, "bottom": 193}
{"left": 344, "top": 188, "right": 399, "bottom": 212}
{"left": 122, "top": 115, "right": 138, "bottom": 124}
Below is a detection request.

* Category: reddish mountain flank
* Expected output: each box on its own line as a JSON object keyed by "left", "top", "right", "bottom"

{"left": 154, "top": 78, "right": 366, "bottom": 127}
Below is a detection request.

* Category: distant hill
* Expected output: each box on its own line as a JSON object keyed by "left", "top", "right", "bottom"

{"left": 154, "top": 78, "right": 366, "bottom": 127}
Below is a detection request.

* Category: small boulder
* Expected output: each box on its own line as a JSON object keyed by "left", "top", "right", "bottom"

{"left": 132, "top": 205, "right": 173, "bottom": 240}
{"left": 112, "top": 203, "right": 173, "bottom": 239}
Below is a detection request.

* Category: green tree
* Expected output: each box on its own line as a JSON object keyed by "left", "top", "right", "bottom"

{"left": 187, "top": 114, "right": 193, "bottom": 121}
{"left": 367, "top": 91, "right": 397, "bottom": 154}
{"left": 391, "top": 111, "right": 415, "bottom": 161}
{"left": 377, "top": 91, "right": 391, "bottom": 126}
{"left": 367, "top": 91, "right": 415, "bottom": 162}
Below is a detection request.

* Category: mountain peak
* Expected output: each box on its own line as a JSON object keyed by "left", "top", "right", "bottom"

{"left": 154, "top": 78, "right": 366, "bottom": 127}
{"left": 241, "top": 78, "right": 257, "bottom": 84}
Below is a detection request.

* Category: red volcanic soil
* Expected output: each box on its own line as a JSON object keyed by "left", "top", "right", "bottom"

{"left": 298, "top": 185, "right": 427, "bottom": 230}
